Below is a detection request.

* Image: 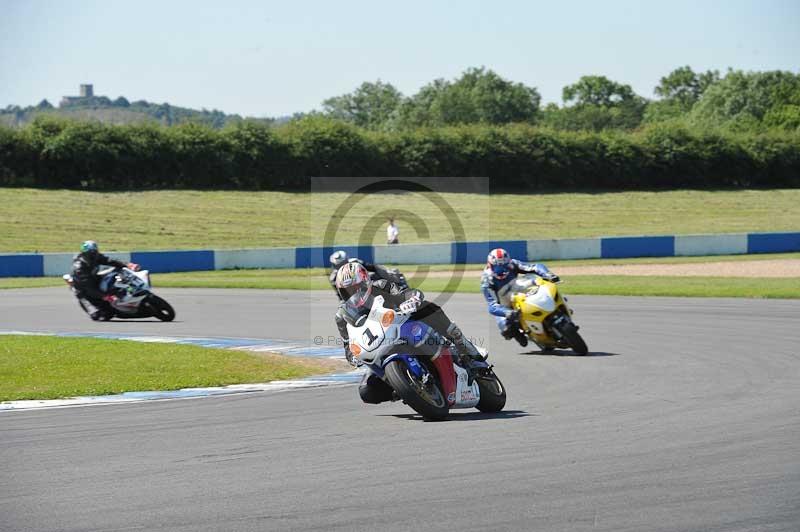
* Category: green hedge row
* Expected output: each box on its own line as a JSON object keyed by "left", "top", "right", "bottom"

{"left": 1, "top": 116, "right": 798, "bottom": 190}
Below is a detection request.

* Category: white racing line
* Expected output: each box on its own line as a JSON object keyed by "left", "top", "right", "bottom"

{"left": 0, "top": 331, "right": 362, "bottom": 411}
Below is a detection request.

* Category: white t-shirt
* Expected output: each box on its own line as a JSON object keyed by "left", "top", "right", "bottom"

{"left": 387, "top": 223, "right": 399, "bottom": 241}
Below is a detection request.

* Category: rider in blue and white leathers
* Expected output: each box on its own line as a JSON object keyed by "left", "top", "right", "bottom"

{"left": 481, "top": 248, "right": 559, "bottom": 347}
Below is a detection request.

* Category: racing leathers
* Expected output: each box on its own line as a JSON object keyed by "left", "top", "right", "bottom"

{"left": 481, "top": 259, "right": 558, "bottom": 338}
{"left": 71, "top": 252, "right": 127, "bottom": 320}
{"left": 335, "top": 279, "right": 482, "bottom": 404}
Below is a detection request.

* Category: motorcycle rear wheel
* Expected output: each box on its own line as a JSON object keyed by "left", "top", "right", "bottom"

{"left": 476, "top": 370, "right": 507, "bottom": 413}
{"left": 384, "top": 360, "right": 449, "bottom": 421}
{"left": 146, "top": 295, "right": 176, "bottom": 322}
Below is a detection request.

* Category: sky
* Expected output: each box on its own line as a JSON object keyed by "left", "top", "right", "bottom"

{"left": 1, "top": 0, "right": 799, "bottom": 117}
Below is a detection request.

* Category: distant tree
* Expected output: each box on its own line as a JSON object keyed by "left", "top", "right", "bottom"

{"left": 390, "top": 79, "right": 449, "bottom": 129}
{"left": 91, "top": 96, "right": 112, "bottom": 107}
{"left": 654, "top": 66, "right": 720, "bottom": 107}
{"left": 562, "top": 75, "right": 637, "bottom": 106}
{"left": 690, "top": 70, "right": 800, "bottom": 131}
{"left": 441, "top": 67, "right": 541, "bottom": 124}
{"left": 323, "top": 80, "right": 404, "bottom": 130}
{"left": 36, "top": 99, "right": 53, "bottom": 110}
{"left": 550, "top": 75, "right": 645, "bottom": 131}
{"left": 392, "top": 67, "right": 540, "bottom": 128}
{"left": 646, "top": 66, "right": 721, "bottom": 122}
{"left": 113, "top": 96, "right": 130, "bottom": 108}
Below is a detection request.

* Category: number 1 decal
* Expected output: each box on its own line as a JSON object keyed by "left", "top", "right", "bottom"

{"left": 363, "top": 328, "right": 378, "bottom": 345}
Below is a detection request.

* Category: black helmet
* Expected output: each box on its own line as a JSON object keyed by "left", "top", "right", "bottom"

{"left": 81, "top": 240, "right": 99, "bottom": 258}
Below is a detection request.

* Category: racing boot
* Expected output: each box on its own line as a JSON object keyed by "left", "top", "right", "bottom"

{"left": 503, "top": 310, "right": 528, "bottom": 347}
{"left": 513, "top": 329, "right": 529, "bottom": 348}
{"left": 446, "top": 323, "right": 487, "bottom": 384}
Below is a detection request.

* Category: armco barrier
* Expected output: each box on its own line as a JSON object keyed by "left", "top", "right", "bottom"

{"left": 601, "top": 236, "right": 675, "bottom": 259}
{"left": 748, "top": 232, "right": 800, "bottom": 254}
{"left": 1, "top": 231, "right": 798, "bottom": 277}
{"left": 213, "top": 248, "right": 295, "bottom": 270}
{"left": 42, "top": 252, "right": 132, "bottom": 277}
{"left": 0, "top": 254, "right": 43, "bottom": 277}
{"left": 674, "top": 234, "right": 748, "bottom": 256}
{"left": 527, "top": 238, "right": 602, "bottom": 261}
{"left": 130, "top": 250, "right": 214, "bottom": 273}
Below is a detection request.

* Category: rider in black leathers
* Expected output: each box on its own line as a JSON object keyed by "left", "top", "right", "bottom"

{"left": 333, "top": 262, "right": 483, "bottom": 404}
{"left": 71, "top": 240, "right": 129, "bottom": 321}
{"left": 328, "top": 249, "right": 407, "bottom": 300}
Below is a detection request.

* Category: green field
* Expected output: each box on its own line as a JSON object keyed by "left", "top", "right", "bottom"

{"left": 1, "top": 188, "right": 798, "bottom": 252}
{"left": 0, "top": 335, "right": 339, "bottom": 401}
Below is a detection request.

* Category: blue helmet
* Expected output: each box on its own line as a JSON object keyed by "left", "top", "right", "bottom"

{"left": 487, "top": 248, "right": 512, "bottom": 280}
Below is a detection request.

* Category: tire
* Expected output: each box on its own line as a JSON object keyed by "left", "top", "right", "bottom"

{"left": 384, "top": 360, "right": 449, "bottom": 421}
{"left": 560, "top": 322, "right": 588, "bottom": 355}
{"left": 146, "top": 294, "right": 175, "bottom": 322}
{"left": 476, "top": 371, "right": 507, "bottom": 413}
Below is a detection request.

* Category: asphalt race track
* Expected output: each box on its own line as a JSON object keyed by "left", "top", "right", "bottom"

{"left": 2, "top": 288, "right": 799, "bottom": 531}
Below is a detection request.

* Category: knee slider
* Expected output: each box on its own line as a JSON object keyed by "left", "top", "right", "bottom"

{"left": 358, "top": 375, "right": 394, "bottom": 404}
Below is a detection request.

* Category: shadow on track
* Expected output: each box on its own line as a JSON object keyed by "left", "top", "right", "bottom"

{"left": 379, "top": 410, "right": 532, "bottom": 422}
{"left": 102, "top": 319, "right": 183, "bottom": 323}
{"left": 520, "top": 350, "right": 620, "bottom": 357}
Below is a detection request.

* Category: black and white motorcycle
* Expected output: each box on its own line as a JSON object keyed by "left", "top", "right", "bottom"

{"left": 64, "top": 266, "right": 175, "bottom": 321}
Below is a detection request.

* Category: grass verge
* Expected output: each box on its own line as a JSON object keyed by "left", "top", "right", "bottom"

{"left": 0, "top": 335, "right": 339, "bottom": 402}
{"left": 151, "top": 268, "right": 800, "bottom": 298}
{"left": 559, "top": 276, "right": 799, "bottom": 298}
{"left": 2, "top": 255, "right": 798, "bottom": 297}
{"left": 2, "top": 188, "right": 799, "bottom": 252}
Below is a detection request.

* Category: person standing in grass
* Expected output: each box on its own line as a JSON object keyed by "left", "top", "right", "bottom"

{"left": 386, "top": 217, "right": 399, "bottom": 244}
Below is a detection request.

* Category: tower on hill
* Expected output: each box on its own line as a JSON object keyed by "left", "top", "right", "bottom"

{"left": 61, "top": 84, "right": 95, "bottom": 106}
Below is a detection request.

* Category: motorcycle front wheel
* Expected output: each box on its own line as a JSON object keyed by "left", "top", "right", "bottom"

{"left": 146, "top": 294, "right": 176, "bottom": 322}
{"left": 559, "top": 322, "right": 588, "bottom": 355}
{"left": 476, "top": 370, "right": 506, "bottom": 413}
{"left": 384, "top": 360, "right": 449, "bottom": 421}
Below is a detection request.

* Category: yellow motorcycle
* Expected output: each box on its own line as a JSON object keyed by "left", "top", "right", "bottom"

{"left": 509, "top": 275, "right": 588, "bottom": 355}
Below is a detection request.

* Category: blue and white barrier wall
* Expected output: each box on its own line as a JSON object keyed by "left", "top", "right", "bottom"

{"left": 1, "top": 231, "right": 798, "bottom": 277}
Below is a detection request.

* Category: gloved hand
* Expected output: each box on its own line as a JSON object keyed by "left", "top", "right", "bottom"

{"left": 344, "top": 344, "right": 359, "bottom": 367}
{"left": 398, "top": 294, "right": 421, "bottom": 314}
{"left": 102, "top": 294, "right": 118, "bottom": 304}
{"left": 546, "top": 273, "right": 560, "bottom": 283}
{"left": 127, "top": 262, "right": 141, "bottom": 272}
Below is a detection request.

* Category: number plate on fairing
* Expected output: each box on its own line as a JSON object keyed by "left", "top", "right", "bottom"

{"left": 450, "top": 365, "right": 480, "bottom": 408}
{"left": 346, "top": 296, "right": 409, "bottom": 364}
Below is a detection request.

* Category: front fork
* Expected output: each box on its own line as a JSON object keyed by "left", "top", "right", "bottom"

{"left": 382, "top": 353, "right": 456, "bottom": 406}
{"left": 548, "top": 310, "right": 575, "bottom": 340}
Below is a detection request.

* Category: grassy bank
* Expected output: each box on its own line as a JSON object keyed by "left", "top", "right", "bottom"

{"left": 2, "top": 188, "right": 799, "bottom": 252}
{"left": 0, "top": 335, "right": 339, "bottom": 402}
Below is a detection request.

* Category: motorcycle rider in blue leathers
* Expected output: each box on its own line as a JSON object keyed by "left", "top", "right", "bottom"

{"left": 481, "top": 248, "right": 559, "bottom": 347}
